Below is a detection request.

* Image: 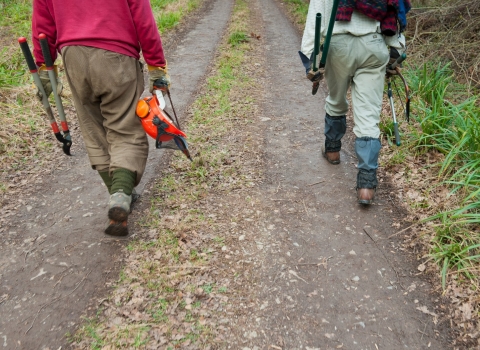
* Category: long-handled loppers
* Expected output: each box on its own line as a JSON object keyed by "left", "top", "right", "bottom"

{"left": 386, "top": 52, "right": 407, "bottom": 146}
{"left": 310, "top": 13, "right": 322, "bottom": 95}
{"left": 311, "top": 0, "right": 340, "bottom": 95}
{"left": 18, "top": 35, "right": 72, "bottom": 155}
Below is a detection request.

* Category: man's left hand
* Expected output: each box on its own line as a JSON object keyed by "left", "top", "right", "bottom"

{"left": 148, "top": 64, "right": 171, "bottom": 93}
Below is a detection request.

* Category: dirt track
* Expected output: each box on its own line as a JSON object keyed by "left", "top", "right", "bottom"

{"left": 230, "top": 0, "right": 450, "bottom": 348}
{"left": 0, "top": 0, "right": 452, "bottom": 348}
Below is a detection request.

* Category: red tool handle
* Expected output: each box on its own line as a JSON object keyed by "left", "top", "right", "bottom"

{"left": 18, "top": 37, "right": 38, "bottom": 73}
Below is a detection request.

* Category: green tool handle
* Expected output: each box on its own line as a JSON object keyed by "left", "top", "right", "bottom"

{"left": 312, "top": 13, "right": 321, "bottom": 72}
{"left": 319, "top": 0, "right": 340, "bottom": 68}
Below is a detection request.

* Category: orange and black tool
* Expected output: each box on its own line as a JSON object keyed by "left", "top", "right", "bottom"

{"left": 18, "top": 35, "right": 72, "bottom": 155}
{"left": 136, "top": 88, "right": 192, "bottom": 161}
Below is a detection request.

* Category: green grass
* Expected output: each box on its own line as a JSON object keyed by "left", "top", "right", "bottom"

{"left": 151, "top": 0, "right": 201, "bottom": 33}
{"left": 69, "top": 316, "right": 105, "bottom": 350}
{"left": 0, "top": 51, "right": 26, "bottom": 88}
{"left": 0, "top": 0, "right": 32, "bottom": 36}
{"left": 0, "top": 0, "right": 33, "bottom": 88}
{"left": 287, "top": 0, "right": 309, "bottom": 17}
{"left": 228, "top": 31, "right": 249, "bottom": 46}
{"left": 281, "top": 0, "right": 309, "bottom": 26}
{"left": 400, "top": 61, "right": 480, "bottom": 287}
{"left": 156, "top": 12, "right": 182, "bottom": 33}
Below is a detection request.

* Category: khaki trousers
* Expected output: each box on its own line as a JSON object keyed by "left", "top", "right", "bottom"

{"left": 324, "top": 33, "right": 389, "bottom": 139}
{"left": 62, "top": 46, "right": 148, "bottom": 185}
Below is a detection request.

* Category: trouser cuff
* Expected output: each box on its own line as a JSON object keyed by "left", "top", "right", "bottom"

{"left": 324, "top": 113, "right": 347, "bottom": 142}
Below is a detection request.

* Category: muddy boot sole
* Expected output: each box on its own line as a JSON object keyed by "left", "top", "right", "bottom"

{"left": 358, "top": 198, "right": 373, "bottom": 205}
{"left": 105, "top": 219, "right": 129, "bottom": 236}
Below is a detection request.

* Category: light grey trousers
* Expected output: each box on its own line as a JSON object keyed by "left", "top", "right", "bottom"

{"left": 62, "top": 46, "right": 148, "bottom": 185}
{"left": 324, "top": 33, "right": 389, "bottom": 139}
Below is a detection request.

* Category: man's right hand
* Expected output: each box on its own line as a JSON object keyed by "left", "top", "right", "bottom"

{"left": 307, "top": 67, "right": 325, "bottom": 83}
{"left": 37, "top": 64, "right": 62, "bottom": 100}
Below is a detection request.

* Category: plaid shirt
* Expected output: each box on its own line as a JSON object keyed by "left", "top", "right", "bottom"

{"left": 300, "top": 0, "right": 405, "bottom": 61}
{"left": 336, "top": 0, "right": 407, "bottom": 36}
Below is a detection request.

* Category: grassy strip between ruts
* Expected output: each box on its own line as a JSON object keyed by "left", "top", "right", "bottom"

{"left": 0, "top": 0, "right": 201, "bottom": 198}
{"left": 70, "top": 0, "right": 265, "bottom": 348}
{"left": 277, "top": 0, "right": 309, "bottom": 27}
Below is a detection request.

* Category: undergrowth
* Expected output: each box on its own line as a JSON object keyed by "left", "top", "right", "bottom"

{"left": 404, "top": 62, "right": 480, "bottom": 288}
{"left": 408, "top": 0, "right": 480, "bottom": 90}
{"left": 151, "top": 0, "right": 201, "bottom": 33}
{"left": 280, "top": 0, "right": 309, "bottom": 26}
{"left": 0, "top": 0, "right": 46, "bottom": 198}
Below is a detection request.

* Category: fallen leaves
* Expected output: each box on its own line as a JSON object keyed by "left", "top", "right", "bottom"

{"left": 250, "top": 32, "right": 261, "bottom": 40}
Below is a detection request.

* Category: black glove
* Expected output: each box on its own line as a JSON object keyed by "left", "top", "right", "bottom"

{"left": 386, "top": 47, "right": 401, "bottom": 77}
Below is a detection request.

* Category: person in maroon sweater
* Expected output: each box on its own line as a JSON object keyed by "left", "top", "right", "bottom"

{"left": 32, "top": 0, "right": 170, "bottom": 236}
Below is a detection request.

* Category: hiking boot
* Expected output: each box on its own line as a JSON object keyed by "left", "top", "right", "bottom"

{"left": 357, "top": 188, "right": 375, "bottom": 205}
{"left": 105, "top": 190, "right": 132, "bottom": 236}
{"left": 322, "top": 146, "right": 340, "bottom": 165}
{"left": 105, "top": 219, "right": 129, "bottom": 237}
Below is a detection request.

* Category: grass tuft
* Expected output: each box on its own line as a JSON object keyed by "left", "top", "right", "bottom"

{"left": 228, "top": 31, "right": 249, "bottom": 46}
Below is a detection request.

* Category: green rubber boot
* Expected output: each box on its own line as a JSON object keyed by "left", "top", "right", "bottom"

{"left": 105, "top": 168, "right": 136, "bottom": 236}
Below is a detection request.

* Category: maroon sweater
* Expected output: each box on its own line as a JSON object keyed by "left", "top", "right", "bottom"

{"left": 32, "top": 0, "right": 166, "bottom": 67}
